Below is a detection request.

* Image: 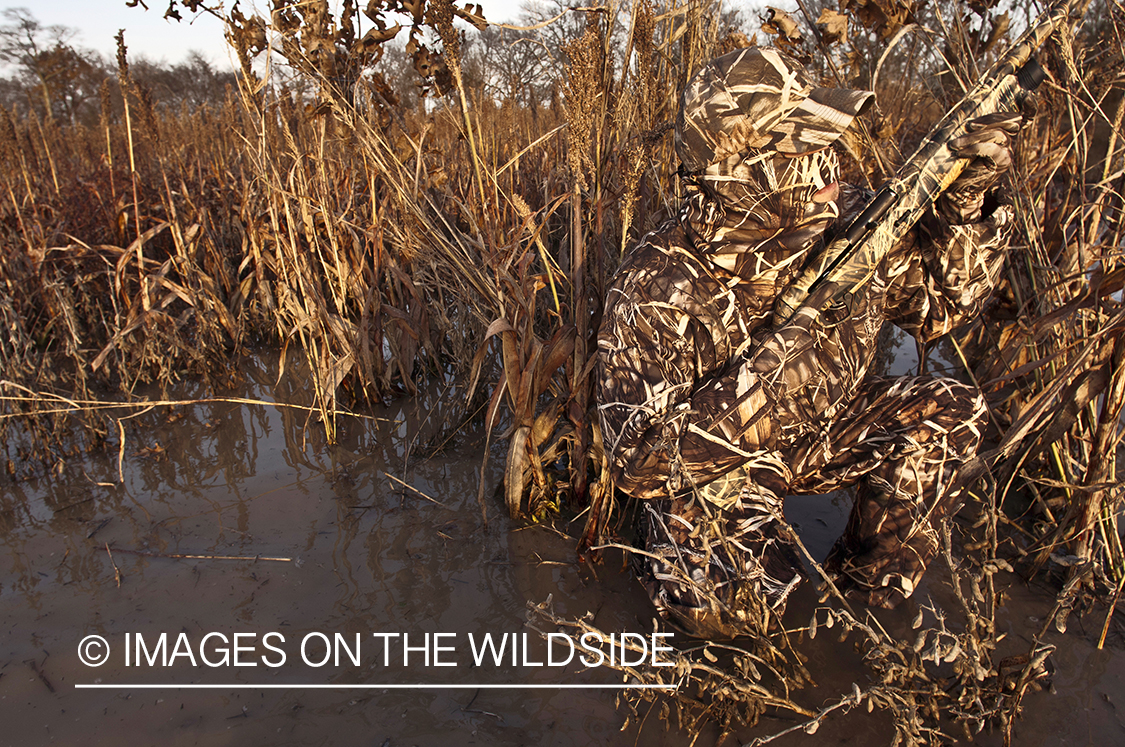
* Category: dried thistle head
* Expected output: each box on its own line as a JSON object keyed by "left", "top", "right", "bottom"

{"left": 408, "top": 34, "right": 453, "bottom": 98}
{"left": 296, "top": 0, "right": 337, "bottom": 78}
{"left": 840, "top": 0, "right": 914, "bottom": 40}
{"left": 718, "top": 30, "right": 755, "bottom": 55}
{"left": 340, "top": 0, "right": 357, "bottom": 48}
{"left": 227, "top": 4, "right": 268, "bottom": 79}
{"left": 351, "top": 0, "right": 401, "bottom": 68}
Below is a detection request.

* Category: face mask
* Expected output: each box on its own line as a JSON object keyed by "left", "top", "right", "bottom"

{"left": 697, "top": 146, "right": 841, "bottom": 228}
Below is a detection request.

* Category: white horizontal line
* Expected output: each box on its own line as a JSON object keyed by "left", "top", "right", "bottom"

{"left": 75, "top": 683, "right": 676, "bottom": 690}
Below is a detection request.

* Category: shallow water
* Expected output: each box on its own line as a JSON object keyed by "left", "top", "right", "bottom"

{"left": 0, "top": 352, "right": 1121, "bottom": 746}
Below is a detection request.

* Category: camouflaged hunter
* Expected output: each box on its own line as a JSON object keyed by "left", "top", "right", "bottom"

{"left": 597, "top": 47, "right": 1020, "bottom": 639}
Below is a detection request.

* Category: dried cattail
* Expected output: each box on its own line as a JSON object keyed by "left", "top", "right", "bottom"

{"left": 634, "top": 0, "right": 655, "bottom": 81}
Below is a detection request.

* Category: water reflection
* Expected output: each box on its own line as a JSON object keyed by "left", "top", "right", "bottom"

{"left": 0, "top": 351, "right": 1118, "bottom": 747}
{"left": 0, "top": 352, "right": 671, "bottom": 746}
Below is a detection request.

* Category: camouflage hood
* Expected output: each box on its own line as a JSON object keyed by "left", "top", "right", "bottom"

{"left": 675, "top": 47, "right": 874, "bottom": 170}
{"left": 674, "top": 48, "right": 873, "bottom": 276}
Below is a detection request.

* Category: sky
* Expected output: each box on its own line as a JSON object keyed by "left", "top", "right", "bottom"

{"left": 1, "top": 0, "right": 528, "bottom": 69}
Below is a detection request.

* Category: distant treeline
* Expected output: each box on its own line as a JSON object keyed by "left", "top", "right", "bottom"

{"left": 0, "top": 7, "right": 243, "bottom": 124}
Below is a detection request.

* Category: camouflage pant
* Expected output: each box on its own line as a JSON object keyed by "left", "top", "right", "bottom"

{"left": 639, "top": 374, "right": 987, "bottom": 639}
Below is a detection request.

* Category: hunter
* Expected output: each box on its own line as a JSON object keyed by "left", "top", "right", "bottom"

{"left": 596, "top": 47, "right": 1020, "bottom": 639}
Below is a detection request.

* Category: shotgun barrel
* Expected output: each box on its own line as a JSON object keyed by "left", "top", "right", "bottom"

{"left": 770, "top": 0, "right": 1087, "bottom": 325}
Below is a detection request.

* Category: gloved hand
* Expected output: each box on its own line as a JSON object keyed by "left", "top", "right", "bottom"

{"left": 939, "top": 112, "right": 1022, "bottom": 223}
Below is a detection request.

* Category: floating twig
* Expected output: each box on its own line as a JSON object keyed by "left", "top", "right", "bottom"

{"left": 381, "top": 471, "right": 450, "bottom": 509}
{"left": 53, "top": 496, "right": 94, "bottom": 513}
{"left": 108, "top": 547, "right": 292, "bottom": 562}
{"left": 1097, "top": 574, "right": 1125, "bottom": 650}
{"left": 86, "top": 517, "right": 112, "bottom": 539}
{"left": 105, "top": 542, "right": 122, "bottom": 587}
{"left": 116, "top": 419, "right": 125, "bottom": 484}
{"left": 0, "top": 383, "right": 394, "bottom": 424}
{"left": 26, "top": 658, "right": 55, "bottom": 694}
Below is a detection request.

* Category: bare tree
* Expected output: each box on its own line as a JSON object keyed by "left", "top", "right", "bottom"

{"left": 0, "top": 7, "right": 103, "bottom": 123}
{"left": 1, "top": 8, "right": 74, "bottom": 113}
{"left": 466, "top": 25, "right": 552, "bottom": 109}
{"left": 131, "top": 52, "right": 238, "bottom": 111}
{"left": 376, "top": 39, "right": 424, "bottom": 114}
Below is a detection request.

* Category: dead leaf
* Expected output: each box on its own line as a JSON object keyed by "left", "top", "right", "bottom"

{"left": 360, "top": 24, "right": 401, "bottom": 48}
{"left": 137, "top": 444, "right": 167, "bottom": 461}
{"left": 762, "top": 7, "right": 802, "bottom": 42}
{"left": 505, "top": 425, "right": 531, "bottom": 517}
{"left": 454, "top": 3, "right": 487, "bottom": 31}
{"left": 817, "top": 9, "right": 849, "bottom": 45}
{"left": 842, "top": 0, "right": 914, "bottom": 39}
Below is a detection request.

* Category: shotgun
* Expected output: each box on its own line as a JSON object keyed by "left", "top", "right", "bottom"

{"left": 770, "top": 0, "right": 1088, "bottom": 325}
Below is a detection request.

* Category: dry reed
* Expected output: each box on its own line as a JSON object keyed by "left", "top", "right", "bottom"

{"left": 0, "top": 0, "right": 1122, "bottom": 743}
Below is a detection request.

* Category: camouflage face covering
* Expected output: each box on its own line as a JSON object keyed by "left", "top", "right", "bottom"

{"left": 675, "top": 47, "right": 874, "bottom": 172}
{"left": 695, "top": 145, "right": 842, "bottom": 227}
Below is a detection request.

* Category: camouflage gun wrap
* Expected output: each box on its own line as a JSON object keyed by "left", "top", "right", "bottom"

{"left": 771, "top": 0, "right": 1085, "bottom": 325}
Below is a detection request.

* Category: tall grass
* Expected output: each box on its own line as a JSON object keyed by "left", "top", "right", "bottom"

{"left": 0, "top": 0, "right": 1122, "bottom": 740}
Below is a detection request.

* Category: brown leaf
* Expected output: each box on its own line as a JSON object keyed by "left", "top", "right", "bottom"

{"left": 513, "top": 339, "right": 543, "bottom": 417}
{"left": 531, "top": 401, "right": 561, "bottom": 449}
{"left": 499, "top": 328, "right": 521, "bottom": 412}
{"left": 816, "top": 9, "right": 849, "bottom": 45}
{"left": 762, "top": 7, "right": 802, "bottom": 43}
{"left": 504, "top": 425, "right": 531, "bottom": 517}
{"left": 360, "top": 24, "right": 401, "bottom": 48}
{"left": 319, "top": 351, "right": 354, "bottom": 396}
{"left": 137, "top": 443, "right": 167, "bottom": 461}
{"left": 484, "top": 370, "right": 507, "bottom": 434}
{"left": 464, "top": 317, "right": 515, "bottom": 407}
{"left": 532, "top": 325, "right": 576, "bottom": 402}
{"left": 842, "top": 0, "right": 914, "bottom": 39}
{"left": 454, "top": 3, "right": 488, "bottom": 31}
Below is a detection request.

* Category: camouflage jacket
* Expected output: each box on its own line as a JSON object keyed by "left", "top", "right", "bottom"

{"left": 596, "top": 185, "right": 1013, "bottom": 500}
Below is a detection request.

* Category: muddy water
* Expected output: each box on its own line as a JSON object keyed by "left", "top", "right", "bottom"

{"left": 1, "top": 352, "right": 1122, "bottom": 746}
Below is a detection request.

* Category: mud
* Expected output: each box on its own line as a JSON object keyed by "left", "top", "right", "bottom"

{"left": 0, "top": 351, "right": 1122, "bottom": 746}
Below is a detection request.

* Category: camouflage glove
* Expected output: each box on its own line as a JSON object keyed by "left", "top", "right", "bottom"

{"left": 939, "top": 112, "right": 1022, "bottom": 223}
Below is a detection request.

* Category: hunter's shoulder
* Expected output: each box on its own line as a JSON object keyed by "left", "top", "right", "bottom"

{"left": 613, "top": 219, "right": 700, "bottom": 278}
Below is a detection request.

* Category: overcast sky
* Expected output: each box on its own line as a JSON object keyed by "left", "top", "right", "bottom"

{"left": 2, "top": 0, "right": 528, "bottom": 68}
